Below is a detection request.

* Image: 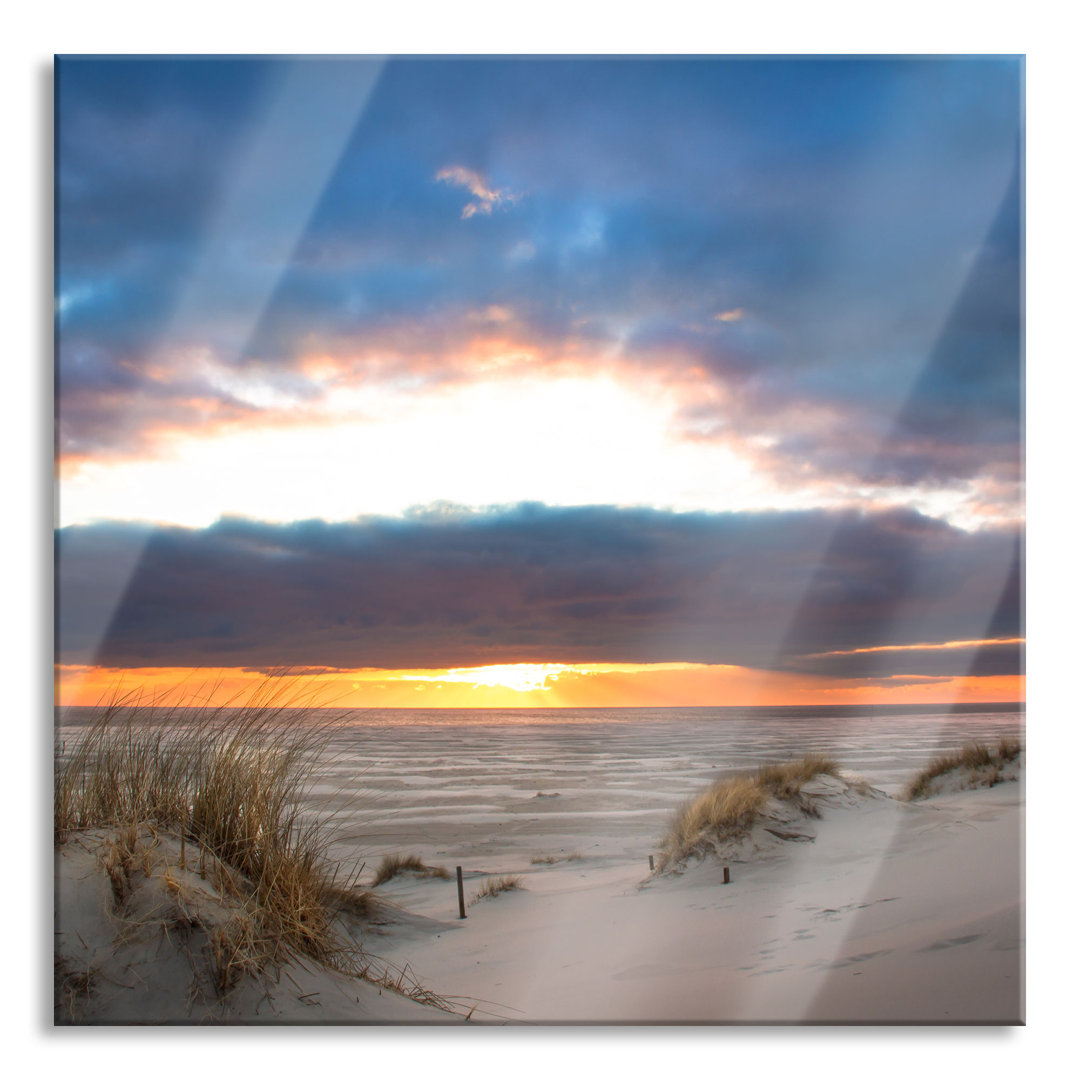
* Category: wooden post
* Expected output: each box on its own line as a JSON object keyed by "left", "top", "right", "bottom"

{"left": 456, "top": 866, "right": 467, "bottom": 919}
{"left": 648, "top": 855, "right": 655, "bottom": 871}
{"left": 723, "top": 866, "right": 730, "bottom": 884}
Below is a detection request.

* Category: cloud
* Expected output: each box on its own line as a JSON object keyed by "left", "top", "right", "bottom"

{"left": 435, "top": 165, "right": 519, "bottom": 219}
{"left": 56, "top": 57, "right": 1022, "bottom": 521}
{"left": 828, "top": 675, "right": 955, "bottom": 689}
{"left": 791, "top": 640, "right": 1024, "bottom": 680}
{"left": 56, "top": 504, "right": 1020, "bottom": 676}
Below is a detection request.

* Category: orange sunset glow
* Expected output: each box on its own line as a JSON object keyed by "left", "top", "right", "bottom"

{"left": 56, "top": 661, "right": 1024, "bottom": 711}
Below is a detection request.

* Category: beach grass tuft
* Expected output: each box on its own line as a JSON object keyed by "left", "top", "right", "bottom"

{"left": 470, "top": 875, "right": 524, "bottom": 904}
{"left": 55, "top": 955, "right": 96, "bottom": 1024}
{"left": 658, "top": 754, "right": 841, "bottom": 870}
{"left": 903, "top": 737, "right": 1023, "bottom": 801}
{"left": 530, "top": 852, "right": 583, "bottom": 865}
{"left": 54, "top": 683, "right": 449, "bottom": 1009}
{"left": 371, "top": 853, "right": 451, "bottom": 886}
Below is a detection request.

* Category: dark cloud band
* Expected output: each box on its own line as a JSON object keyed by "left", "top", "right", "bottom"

{"left": 56, "top": 504, "right": 1021, "bottom": 677}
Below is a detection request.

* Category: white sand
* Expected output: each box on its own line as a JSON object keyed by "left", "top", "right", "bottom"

{"left": 366, "top": 774, "right": 1023, "bottom": 1023}
{"left": 54, "top": 830, "right": 461, "bottom": 1024}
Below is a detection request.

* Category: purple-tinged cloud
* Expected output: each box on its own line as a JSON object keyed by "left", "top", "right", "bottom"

{"left": 56, "top": 505, "right": 1021, "bottom": 676}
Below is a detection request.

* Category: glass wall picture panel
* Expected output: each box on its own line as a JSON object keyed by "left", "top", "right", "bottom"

{"left": 54, "top": 55, "right": 1024, "bottom": 1025}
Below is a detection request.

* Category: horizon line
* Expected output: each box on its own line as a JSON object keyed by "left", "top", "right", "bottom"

{"left": 55, "top": 699, "right": 1026, "bottom": 711}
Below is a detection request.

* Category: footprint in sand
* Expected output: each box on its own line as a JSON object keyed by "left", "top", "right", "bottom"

{"left": 813, "top": 897, "right": 898, "bottom": 923}
{"left": 920, "top": 933, "right": 984, "bottom": 952}
{"left": 828, "top": 949, "right": 893, "bottom": 969}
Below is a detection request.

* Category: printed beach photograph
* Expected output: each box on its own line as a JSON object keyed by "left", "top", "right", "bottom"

{"left": 54, "top": 54, "right": 1024, "bottom": 1025}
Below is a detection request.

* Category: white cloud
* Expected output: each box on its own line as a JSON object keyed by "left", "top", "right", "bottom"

{"left": 435, "top": 164, "right": 519, "bottom": 219}
{"left": 57, "top": 368, "right": 799, "bottom": 528}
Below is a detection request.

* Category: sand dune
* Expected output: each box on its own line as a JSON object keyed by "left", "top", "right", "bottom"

{"left": 54, "top": 727, "right": 1023, "bottom": 1024}
{"left": 367, "top": 775, "right": 1023, "bottom": 1024}
{"left": 54, "top": 829, "right": 462, "bottom": 1024}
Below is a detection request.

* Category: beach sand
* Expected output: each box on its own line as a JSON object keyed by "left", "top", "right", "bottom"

{"left": 366, "top": 775, "right": 1022, "bottom": 1024}
{"left": 54, "top": 716, "right": 1023, "bottom": 1024}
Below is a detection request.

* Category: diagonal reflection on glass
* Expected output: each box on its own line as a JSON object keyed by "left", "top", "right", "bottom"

{"left": 739, "top": 160, "right": 1022, "bottom": 1022}
{"left": 56, "top": 57, "right": 385, "bottom": 697}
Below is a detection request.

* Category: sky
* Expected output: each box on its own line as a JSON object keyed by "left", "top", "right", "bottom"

{"left": 54, "top": 55, "right": 1024, "bottom": 708}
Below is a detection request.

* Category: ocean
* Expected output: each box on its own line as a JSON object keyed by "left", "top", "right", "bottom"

{"left": 57, "top": 701, "right": 1024, "bottom": 866}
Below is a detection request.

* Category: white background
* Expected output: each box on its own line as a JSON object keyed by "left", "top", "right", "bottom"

{"left": 5, "top": 2, "right": 1073, "bottom": 1073}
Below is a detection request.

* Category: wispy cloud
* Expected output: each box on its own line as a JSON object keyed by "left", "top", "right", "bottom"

{"left": 804, "top": 636, "right": 1025, "bottom": 659}
{"left": 435, "top": 164, "right": 519, "bottom": 219}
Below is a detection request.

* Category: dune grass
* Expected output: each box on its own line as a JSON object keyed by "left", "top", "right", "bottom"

{"left": 530, "top": 852, "right": 583, "bottom": 865}
{"left": 658, "top": 754, "right": 841, "bottom": 870}
{"left": 371, "top": 853, "right": 451, "bottom": 886}
{"left": 469, "top": 875, "right": 524, "bottom": 904}
{"left": 54, "top": 684, "right": 450, "bottom": 1009}
{"left": 903, "top": 737, "right": 1022, "bottom": 801}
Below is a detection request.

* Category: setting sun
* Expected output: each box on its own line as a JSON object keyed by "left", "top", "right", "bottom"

{"left": 55, "top": 660, "right": 1024, "bottom": 712}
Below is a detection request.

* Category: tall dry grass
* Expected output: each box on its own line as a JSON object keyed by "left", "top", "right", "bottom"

{"left": 903, "top": 737, "right": 1022, "bottom": 801}
{"left": 54, "top": 683, "right": 448, "bottom": 1006}
{"left": 658, "top": 754, "right": 840, "bottom": 870}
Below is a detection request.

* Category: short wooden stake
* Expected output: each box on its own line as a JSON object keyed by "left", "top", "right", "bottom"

{"left": 649, "top": 855, "right": 655, "bottom": 871}
{"left": 457, "top": 866, "right": 467, "bottom": 919}
{"left": 723, "top": 866, "right": 730, "bottom": 884}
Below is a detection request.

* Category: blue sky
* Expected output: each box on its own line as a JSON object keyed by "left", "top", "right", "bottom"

{"left": 54, "top": 56, "right": 1023, "bottom": 694}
